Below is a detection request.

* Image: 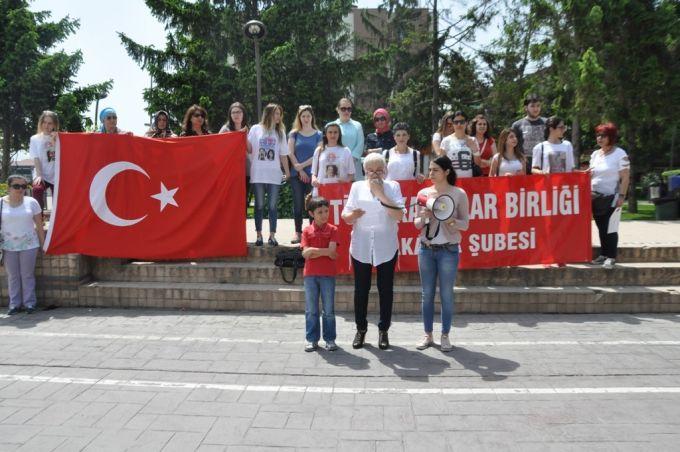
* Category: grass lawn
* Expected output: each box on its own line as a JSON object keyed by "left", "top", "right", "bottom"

{"left": 622, "top": 200, "right": 655, "bottom": 221}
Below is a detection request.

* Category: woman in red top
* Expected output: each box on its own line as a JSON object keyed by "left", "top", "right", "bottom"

{"left": 469, "top": 114, "right": 495, "bottom": 176}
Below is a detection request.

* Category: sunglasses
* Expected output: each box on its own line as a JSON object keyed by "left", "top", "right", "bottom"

{"left": 193, "top": 113, "right": 205, "bottom": 118}
{"left": 452, "top": 120, "right": 466, "bottom": 125}
{"left": 374, "top": 117, "right": 387, "bottom": 122}
{"left": 105, "top": 115, "right": 117, "bottom": 120}
{"left": 339, "top": 107, "right": 353, "bottom": 112}
{"left": 11, "top": 184, "right": 28, "bottom": 190}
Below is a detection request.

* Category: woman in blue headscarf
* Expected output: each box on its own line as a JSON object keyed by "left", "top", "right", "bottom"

{"left": 97, "top": 108, "right": 131, "bottom": 135}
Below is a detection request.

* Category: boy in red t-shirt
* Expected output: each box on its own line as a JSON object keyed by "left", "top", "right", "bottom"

{"left": 301, "top": 196, "right": 339, "bottom": 352}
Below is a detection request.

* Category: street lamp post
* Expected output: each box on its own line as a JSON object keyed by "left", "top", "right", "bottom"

{"left": 243, "top": 20, "right": 267, "bottom": 120}
{"left": 94, "top": 93, "right": 108, "bottom": 130}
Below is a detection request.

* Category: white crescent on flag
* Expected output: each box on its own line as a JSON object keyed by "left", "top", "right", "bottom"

{"left": 88, "top": 161, "right": 150, "bottom": 227}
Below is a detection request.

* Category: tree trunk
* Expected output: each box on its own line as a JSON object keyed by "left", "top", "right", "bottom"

{"left": 431, "top": 0, "right": 439, "bottom": 134}
{"left": 571, "top": 116, "right": 580, "bottom": 166}
{"left": 2, "top": 124, "right": 11, "bottom": 181}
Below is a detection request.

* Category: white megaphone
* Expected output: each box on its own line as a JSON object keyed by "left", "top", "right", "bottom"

{"left": 417, "top": 193, "right": 455, "bottom": 221}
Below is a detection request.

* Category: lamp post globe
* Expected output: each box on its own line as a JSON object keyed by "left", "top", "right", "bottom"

{"left": 243, "top": 20, "right": 266, "bottom": 119}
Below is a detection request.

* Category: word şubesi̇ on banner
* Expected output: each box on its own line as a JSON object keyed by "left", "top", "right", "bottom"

{"left": 319, "top": 173, "right": 591, "bottom": 273}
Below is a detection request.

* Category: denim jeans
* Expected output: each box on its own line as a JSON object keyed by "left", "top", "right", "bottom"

{"left": 304, "top": 276, "right": 337, "bottom": 342}
{"left": 4, "top": 247, "right": 39, "bottom": 310}
{"left": 418, "top": 244, "right": 460, "bottom": 334}
{"left": 252, "top": 183, "right": 280, "bottom": 233}
{"left": 289, "top": 175, "right": 312, "bottom": 234}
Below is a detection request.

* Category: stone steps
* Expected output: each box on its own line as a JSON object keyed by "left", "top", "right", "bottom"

{"left": 133, "top": 244, "right": 680, "bottom": 263}
{"left": 77, "top": 281, "right": 680, "bottom": 314}
{"left": 91, "top": 260, "right": 680, "bottom": 287}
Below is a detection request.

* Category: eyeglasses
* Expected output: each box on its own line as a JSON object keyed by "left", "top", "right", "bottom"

{"left": 339, "top": 107, "right": 353, "bottom": 112}
{"left": 105, "top": 115, "right": 117, "bottom": 120}
{"left": 374, "top": 117, "right": 387, "bottom": 122}
{"left": 452, "top": 120, "right": 466, "bottom": 125}
{"left": 366, "top": 169, "right": 384, "bottom": 175}
{"left": 10, "top": 184, "right": 27, "bottom": 190}
{"left": 192, "top": 113, "right": 205, "bottom": 118}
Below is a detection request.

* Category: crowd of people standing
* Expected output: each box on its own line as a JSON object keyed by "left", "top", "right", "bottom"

{"left": 6, "top": 95, "right": 630, "bottom": 356}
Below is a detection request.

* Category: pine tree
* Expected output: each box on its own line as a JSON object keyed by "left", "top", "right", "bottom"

{"left": 0, "top": 0, "right": 111, "bottom": 178}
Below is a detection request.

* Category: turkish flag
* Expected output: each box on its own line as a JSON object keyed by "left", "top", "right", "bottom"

{"left": 45, "top": 132, "right": 247, "bottom": 259}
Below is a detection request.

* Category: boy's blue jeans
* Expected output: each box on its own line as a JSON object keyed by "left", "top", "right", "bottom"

{"left": 304, "top": 276, "right": 337, "bottom": 342}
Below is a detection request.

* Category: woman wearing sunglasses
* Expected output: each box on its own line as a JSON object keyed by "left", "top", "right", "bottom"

{"left": 365, "top": 108, "right": 396, "bottom": 155}
{"left": 329, "top": 98, "right": 365, "bottom": 181}
{"left": 98, "top": 108, "right": 132, "bottom": 135}
{"left": 438, "top": 110, "right": 481, "bottom": 179}
{"left": 1, "top": 175, "right": 45, "bottom": 315}
{"left": 180, "top": 105, "right": 211, "bottom": 136}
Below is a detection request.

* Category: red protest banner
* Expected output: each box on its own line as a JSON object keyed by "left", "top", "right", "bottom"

{"left": 45, "top": 132, "right": 247, "bottom": 259}
{"left": 319, "top": 173, "right": 591, "bottom": 273}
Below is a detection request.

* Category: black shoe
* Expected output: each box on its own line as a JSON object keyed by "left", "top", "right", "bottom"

{"left": 268, "top": 237, "right": 279, "bottom": 247}
{"left": 7, "top": 307, "right": 19, "bottom": 316}
{"left": 255, "top": 237, "right": 263, "bottom": 246}
{"left": 26, "top": 307, "right": 36, "bottom": 314}
{"left": 352, "top": 330, "right": 366, "bottom": 349}
{"left": 378, "top": 330, "right": 389, "bottom": 350}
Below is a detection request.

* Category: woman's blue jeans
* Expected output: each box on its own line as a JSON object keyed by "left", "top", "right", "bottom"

{"left": 304, "top": 276, "right": 337, "bottom": 342}
{"left": 252, "top": 183, "right": 280, "bottom": 233}
{"left": 289, "top": 175, "right": 312, "bottom": 234}
{"left": 418, "top": 244, "right": 459, "bottom": 334}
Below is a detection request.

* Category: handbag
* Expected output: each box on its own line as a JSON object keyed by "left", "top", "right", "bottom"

{"left": 591, "top": 192, "right": 615, "bottom": 217}
{"left": 274, "top": 247, "right": 305, "bottom": 284}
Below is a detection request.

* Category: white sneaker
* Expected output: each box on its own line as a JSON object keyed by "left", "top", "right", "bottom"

{"left": 603, "top": 258, "right": 616, "bottom": 269}
{"left": 304, "top": 341, "right": 318, "bottom": 352}
{"left": 416, "top": 335, "right": 433, "bottom": 350}
{"left": 591, "top": 255, "right": 607, "bottom": 265}
{"left": 440, "top": 334, "right": 453, "bottom": 352}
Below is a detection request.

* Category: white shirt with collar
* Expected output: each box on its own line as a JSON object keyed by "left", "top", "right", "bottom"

{"left": 342, "top": 179, "right": 404, "bottom": 266}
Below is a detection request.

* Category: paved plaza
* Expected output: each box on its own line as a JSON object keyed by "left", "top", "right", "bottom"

{"left": 1, "top": 309, "right": 680, "bottom": 451}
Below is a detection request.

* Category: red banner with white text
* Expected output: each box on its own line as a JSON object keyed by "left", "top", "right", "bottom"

{"left": 319, "top": 173, "right": 591, "bottom": 273}
{"left": 45, "top": 132, "right": 247, "bottom": 259}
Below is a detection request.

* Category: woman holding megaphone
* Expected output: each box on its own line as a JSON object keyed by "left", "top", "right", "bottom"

{"left": 414, "top": 156, "right": 469, "bottom": 352}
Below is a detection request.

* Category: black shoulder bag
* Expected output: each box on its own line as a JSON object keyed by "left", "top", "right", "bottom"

{"left": 274, "top": 247, "right": 305, "bottom": 283}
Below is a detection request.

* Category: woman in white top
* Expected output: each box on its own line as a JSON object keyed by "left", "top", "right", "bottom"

{"left": 438, "top": 110, "right": 481, "bottom": 178}
{"left": 490, "top": 129, "right": 527, "bottom": 176}
{"left": 414, "top": 156, "right": 469, "bottom": 352}
{"left": 247, "top": 103, "right": 290, "bottom": 247}
{"left": 384, "top": 122, "right": 425, "bottom": 183}
{"left": 341, "top": 153, "right": 405, "bottom": 350}
{"left": 589, "top": 122, "right": 630, "bottom": 269}
{"left": 431, "top": 112, "right": 454, "bottom": 156}
{"left": 30, "top": 111, "right": 59, "bottom": 211}
{"left": 311, "top": 123, "right": 354, "bottom": 193}
{"left": 531, "top": 116, "right": 575, "bottom": 174}
{"left": 2, "top": 175, "right": 45, "bottom": 315}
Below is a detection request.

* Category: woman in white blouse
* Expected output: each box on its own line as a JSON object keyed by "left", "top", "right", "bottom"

{"left": 2, "top": 175, "right": 45, "bottom": 315}
{"left": 489, "top": 129, "right": 526, "bottom": 176}
{"left": 30, "top": 111, "right": 59, "bottom": 211}
{"left": 384, "top": 122, "right": 425, "bottom": 183}
{"left": 341, "top": 153, "right": 405, "bottom": 350}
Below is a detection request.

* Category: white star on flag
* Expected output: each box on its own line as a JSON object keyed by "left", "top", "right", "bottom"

{"left": 151, "top": 182, "right": 179, "bottom": 211}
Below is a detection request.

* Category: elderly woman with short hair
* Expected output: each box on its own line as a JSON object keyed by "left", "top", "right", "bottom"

{"left": 341, "top": 153, "right": 405, "bottom": 350}
{"left": 1, "top": 175, "right": 45, "bottom": 315}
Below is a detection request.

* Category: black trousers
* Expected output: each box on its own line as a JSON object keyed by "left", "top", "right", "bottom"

{"left": 352, "top": 252, "right": 398, "bottom": 332}
{"left": 593, "top": 205, "right": 618, "bottom": 259}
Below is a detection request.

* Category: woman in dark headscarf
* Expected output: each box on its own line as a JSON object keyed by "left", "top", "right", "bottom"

{"left": 145, "top": 111, "right": 176, "bottom": 138}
